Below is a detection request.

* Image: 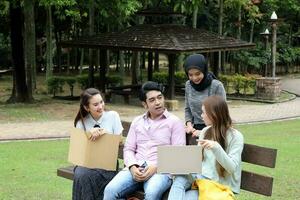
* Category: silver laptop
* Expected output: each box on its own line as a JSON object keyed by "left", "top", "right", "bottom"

{"left": 157, "top": 145, "right": 202, "bottom": 174}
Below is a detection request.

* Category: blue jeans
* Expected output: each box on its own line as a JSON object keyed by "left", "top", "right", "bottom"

{"left": 103, "top": 169, "right": 172, "bottom": 200}
{"left": 167, "top": 175, "right": 200, "bottom": 200}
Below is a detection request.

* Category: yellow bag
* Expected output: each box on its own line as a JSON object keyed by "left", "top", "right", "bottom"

{"left": 191, "top": 179, "right": 235, "bottom": 200}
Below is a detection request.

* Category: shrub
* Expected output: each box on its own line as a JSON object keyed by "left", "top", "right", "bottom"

{"left": 219, "top": 74, "right": 259, "bottom": 95}
{"left": 76, "top": 74, "right": 89, "bottom": 89}
{"left": 106, "top": 75, "right": 123, "bottom": 87}
{"left": 153, "top": 72, "right": 168, "bottom": 85}
{"left": 65, "top": 77, "right": 76, "bottom": 96}
{"left": 153, "top": 71, "right": 187, "bottom": 86}
{"left": 175, "top": 71, "right": 187, "bottom": 86}
{"left": 46, "top": 76, "right": 65, "bottom": 97}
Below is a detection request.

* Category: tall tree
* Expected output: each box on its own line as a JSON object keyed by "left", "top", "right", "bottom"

{"left": 39, "top": 0, "right": 76, "bottom": 80}
{"left": 24, "top": 0, "right": 36, "bottom": 95}
{"left": 8, "top": 1, "right": 32, "bottom": 103}
{"left": 88, "top": 0, "right": 95, "bottom": 87}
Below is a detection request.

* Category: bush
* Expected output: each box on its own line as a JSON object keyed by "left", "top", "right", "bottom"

{"left": 219, "top": 74, "right": 259, "bottom": 95}
{"left": 153, "top": 71, "right": 187, "bottom": 86}
{"left": 65, "top": 77, "right": 76, "bottom": 96}
{"left": 106, "top": 75, "right": 123, "bottom": 87}
{"left": 76, "top": 74, "right": 89, "bottom": 89}
{"left": 153, "top": 72, "right": 168, "bottom": 85}
{"left": 175, "top": 71, "right": 187, "bottom": 86}
{"left": 46, "top": 76, "right": 65, "bottom": 97}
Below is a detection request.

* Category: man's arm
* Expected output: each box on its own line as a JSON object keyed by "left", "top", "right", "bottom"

{"left": 123, "top": 121, "right": 138, "bottom": 168}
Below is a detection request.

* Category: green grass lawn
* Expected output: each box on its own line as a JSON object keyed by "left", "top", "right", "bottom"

{"left": 0, "top": 140, "right": 72, "bottom": 200}
{"left": 1, "top": 119, "right": 300, "bottom": 199}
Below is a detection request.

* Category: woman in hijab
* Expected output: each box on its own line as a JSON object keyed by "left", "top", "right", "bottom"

{"left": 184, "top": 54, "right": 226, "bottom": 141}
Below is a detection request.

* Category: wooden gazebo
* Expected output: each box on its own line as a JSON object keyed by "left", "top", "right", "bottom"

{"left": 60, "top": 24, "right": 255, "bottom": 101}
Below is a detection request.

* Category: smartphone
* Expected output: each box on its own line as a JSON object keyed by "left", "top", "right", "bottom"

{"left": 139, "top": 161, "right": 147, "bottom": 173}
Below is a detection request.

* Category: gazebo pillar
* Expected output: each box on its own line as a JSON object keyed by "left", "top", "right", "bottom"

{"left": 154, "top": 52, "right": 159, "bottom": 71}
{"left": 99, "top": 49, "right": 107, "bottom": 94}
{"left": 148, "top": 52, "right": 153, "bottom": 81}
{"left": 165, "top": 53, "right": 178, "bottom": 111}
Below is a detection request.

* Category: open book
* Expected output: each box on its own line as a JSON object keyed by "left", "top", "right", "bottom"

{"left": 68, "top": 128, "right": 121, "bottom": 170}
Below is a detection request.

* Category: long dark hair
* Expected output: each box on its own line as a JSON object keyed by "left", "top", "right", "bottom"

{"left": 74, "top": 88, "right": 102, "bottom": 131}
{"left": 202, "top": 95, "right": 232, "bottom": 177}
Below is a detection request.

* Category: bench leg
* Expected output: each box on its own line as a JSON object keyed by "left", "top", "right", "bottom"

{"left": 124, "top": 95, "right": 130, "bottom": 104}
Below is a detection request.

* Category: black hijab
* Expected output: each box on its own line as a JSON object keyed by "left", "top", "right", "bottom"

{"left": 184, "top": 54, "right": 215, "bottom": 92}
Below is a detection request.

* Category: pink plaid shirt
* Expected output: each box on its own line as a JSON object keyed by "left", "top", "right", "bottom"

{"left": 124, "top": 109, "right": 186, "bottom": 167}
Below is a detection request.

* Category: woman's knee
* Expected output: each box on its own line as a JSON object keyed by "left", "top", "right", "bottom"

{"left": 103, "top": 180, "right": 117, "bottom": 195}
{"left": 73, "top": 166, "right": 89, "bottom": 180}
{"left": 144, "top": 175, "right": 171, "bottom": 200}
{"left": 185, "top": 189, "right": 198, "bottom": 199}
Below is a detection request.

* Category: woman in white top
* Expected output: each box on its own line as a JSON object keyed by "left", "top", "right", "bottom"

{"left": 168, "top": 95, "right": 244, "bottom": 200}
{"left": 72, "top": 88, "right": 123, "bottom": 200}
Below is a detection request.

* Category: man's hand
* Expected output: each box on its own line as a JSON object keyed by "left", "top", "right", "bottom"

{"left": 129, "top": 165, "right": 145, "bottom": 182}
{"left": 139, "top": 165, "right": 157, "bottom": 181}
{"left": 129, "top": 165, "right": 157, "bottom": 182}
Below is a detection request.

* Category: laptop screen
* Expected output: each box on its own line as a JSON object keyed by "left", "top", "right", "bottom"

{"left": 157, "top": 145, "right": 202, "bottom": 174}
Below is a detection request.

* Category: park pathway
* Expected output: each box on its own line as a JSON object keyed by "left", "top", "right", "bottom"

{"left": 1, "top": 77, "right": 300, "bottom": 141}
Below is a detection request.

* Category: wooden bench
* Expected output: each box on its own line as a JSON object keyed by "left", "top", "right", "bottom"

{"left": 107, "top": 85, "right": 140, "bottom": 104}
{"left": 57, "top": 121, "right": 277, "bottom": 198}
{"left": 0, "top": 68, "right": 13, "bottom": 77}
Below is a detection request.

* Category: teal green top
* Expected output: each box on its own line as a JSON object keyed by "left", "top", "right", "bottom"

{"left": 197, "top": 126, "right": 244, "bottom": 193}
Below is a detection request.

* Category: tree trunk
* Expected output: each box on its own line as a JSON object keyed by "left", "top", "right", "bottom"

{"left": 79, "top": 48, "right": 84, "bottom": 74}
{"left": 46, "top": 5, "right": 53, "bottom": 80}
{"left": 192, "top": 6, "right": 198, "bottom": 28}
{"left": 55, "top": 29, "right": 61, "bottom": 73}
{"left": 249, "top": 21, "right": 254, "bottom": 43}
{"left": 119, "top": 51, "right": 125, "bottom": 82}
{"left": 88, "top": 0, "right": 95, "bottom": 87}
{"left": 218, "top": 0, "right": 224, "bottom": 73}
{"left": 237, "top": 5, "right": 242, "bottom": 40}
{"left": 8, "top": 1, "right": 31, "bottom": 103}
{"left": 24, "top": 0, "right": 36, "bottom": 98}
{"left": 235, "top": 4, "right": 242, "bottom": 74}
{"left": 131, "top": 51, "right": 140, "bottom": 85}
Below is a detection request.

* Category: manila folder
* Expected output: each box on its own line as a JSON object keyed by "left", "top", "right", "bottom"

{"left": 68, "top": 128, "right": 121, "bottom": 170}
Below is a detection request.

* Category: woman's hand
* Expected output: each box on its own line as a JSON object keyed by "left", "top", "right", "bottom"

{"left": 198, "top": 139, "right": 216, "bottom": 149}
{"left": 185, "top": 122, "right": 195, "bottom": 135}
{"left": 89, "top": 128, "right": 105, "bottom": 141}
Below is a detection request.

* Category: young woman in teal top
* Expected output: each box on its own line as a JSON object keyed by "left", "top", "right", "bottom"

{"left": 168, "top": 95, "right": 244, "bottom": 200}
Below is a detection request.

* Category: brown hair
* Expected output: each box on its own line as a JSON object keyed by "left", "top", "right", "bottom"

{"left": 74, "top": 88, "right": 102, "bottom": 131}
{"left": 202, "top": 95, "right": 232, "bottom": 177}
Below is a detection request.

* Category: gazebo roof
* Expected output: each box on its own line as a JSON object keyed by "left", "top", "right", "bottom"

{"left": 60, "top": 24, "right": 255, "bottom": 53}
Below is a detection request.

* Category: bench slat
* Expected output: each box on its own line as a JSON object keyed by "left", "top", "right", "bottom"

{"left": 242, "top": 144, "right": 277, "bottom": 168}
{"left": 241, "top": 170, "right": 273, "bottom": 196}
{"left": 57, "top": 166, "right": 74, "bottom": 180}
{"left": 57, "top": 167, "right": 274, "bottom": 196}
